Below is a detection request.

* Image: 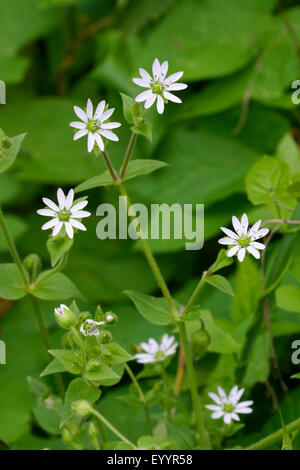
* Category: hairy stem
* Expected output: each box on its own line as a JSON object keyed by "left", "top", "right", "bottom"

{"left": 91, "top": 408, "right": 137, "bottom": 449}
{"left": 33, "top": 252, "right": 68, "bottom": 289}
{"left": 177, "top": 321, "right": 208, "bottom": 449}
{"left": 124, "top": 363, "right": 153, "bottom": 435}
{"left": 71, "top": 326, "right": 86, "bottom": 375}
{"left": 120, "top": 132, "right": 137, "bottom": 180}
{"left": 101, "top": 149, "right": 119, "bottom": 182}
{"left": 246, "top": 417, "right": 300, "bottom": 450}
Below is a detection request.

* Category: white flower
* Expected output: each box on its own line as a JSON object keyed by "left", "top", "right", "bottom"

{"left": 206, "top": 385, "right": 253, "bottom": 425}
{"left": 37, "top": 188, "right": 90, "bottom": 239}
{"left": 80, "top": 319, "right": 106, "bottom": 337}
{"left": 135, "top": 334, "right": 178, "bottom": 364}
{"left": 70, "top": 98, "right": 121, "bottom": 153}
{"left": 218, "top": 213, "right": 269, "bottom": 262}
{"left": 133, "top": 58, "right": 187, "bottom": 114}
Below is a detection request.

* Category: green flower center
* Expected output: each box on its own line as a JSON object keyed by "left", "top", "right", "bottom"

{"left": 151, "top": 80, "right": 165, "bottom": 96}
{"left": 58, "top": 209, "right": 70, "bottom": 222}
{"left": 238, "top": 235, "right": 251, "bottom": 248}
{"left": 155, "top": 350, "right": 164, "bottom": 359}
{"left": 86, "top": 119, "right": 100, "bottom": 133}
{"left": 223, "top": 403, "right": 234, "bottom": 413}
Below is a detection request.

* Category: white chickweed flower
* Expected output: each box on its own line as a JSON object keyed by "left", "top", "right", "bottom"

{"left": 80, "top": 319, "right": 105, "bottom": 337}
{"left": 37, "top": 188, "right": 90, "bottom": 239}
{"left": 206, "top": 385, "right": 254, "bottom": 425}
{"left": 70, "top": 98, "right": 121, "bottom": 153}
{"left": 133, "top": 58, "right": 187, "bottom": 114}
{"left": 218, "top": 213, "right": 269, "bottom": 262}
{"left": 135, "top": 334, "right": 178, "bottom": 364}
{"left": 54, "top": 304, "right": 77, "bottom": 329}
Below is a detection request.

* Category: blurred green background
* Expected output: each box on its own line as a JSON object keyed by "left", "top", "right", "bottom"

{"left": 0, "top": 0, "right": 300, "bottom": 450}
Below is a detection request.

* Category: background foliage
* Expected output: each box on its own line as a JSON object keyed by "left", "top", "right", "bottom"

{"left": 0, "top": 0, "right": 300, "bottom": 450}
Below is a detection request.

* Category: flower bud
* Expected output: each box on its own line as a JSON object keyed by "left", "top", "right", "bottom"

{"left": 105, "top": 311, "right": 117, "bottom": 325}
{"left": 71, "top": 400, "right": 93, "bottom": 417}
{"left": 98, "top": 330, "right": 112, "bottom": 344}
{"left": 88, "top": 422, "right": 100, "bottom": 450}
{"left": 62, "top": 428, "right": 73, "bottom": 443}
{"left": 191, "top": 328, "right": 211, "bottom": 360}
{"left": 23, "top": 253, "right": 42, "bottom": 281}
{"left": 54, "top": 304, "right": 77, "bottom": 329}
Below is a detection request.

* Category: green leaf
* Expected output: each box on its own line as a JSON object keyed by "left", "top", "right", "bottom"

{"left": 84, "top": 363, "right": 120, "bottom": 382}
{"left": 124, "top": 159, "right": 167, "bottom": 180}
{"left": 47, "top": 236, "right": 73, "bottom": 267}
{"left": 276, "top": 285, "right": 300, "bottom": 313}
{"left": 124, "top": 290, "right": 174, "bottom": 325}
{"left": 120, "top": 93, "right": 139, "bottom": 125}
{"left": 131, "top": 122, "right": 152, "bottom": 142}
{"left": 0, "top": 263, "right": 28, "bottom": 300}
{"left": 32, "top": 272, "right": 82, "bottom": 300}
{"left": 206, "top": 274, "right": 235, "bottom": 297}
{"left": 64, "top": 378, "right": 101, "bottom": 422}
{"left": 211, "top": 249, "right": 234, "bottom": 274}
{"left": 291, "top": 373, "right": 300, "bottom": 380}
{"left": 75, "top": 159, "right": 167, "bottom": 193}
{"left": 137, "top": 435, "right": 175, "bottom": 450}
{"left": 0, "top": 132, "right": 26, "bottom": 175}
{"left": 40, "top": 359, "right": 68, "bottom": 377}
{"left": 103, "top": 343, "right": 133, "bottom": 365}
{"left": 245, "top": 155, "right": 290, "bottom": 205}
{"left": 48, "top": 350, "right": 81, "bottom": 375}
{"left": 33, "top": 394, "right": 64, "bottom": 435}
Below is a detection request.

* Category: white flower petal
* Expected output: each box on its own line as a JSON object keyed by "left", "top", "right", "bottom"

{"left": 100, "top": 108, "right": 115, "bottom": 123}
{"left": 152, "top": 58, "right": 161, "bottom": 79}
{"left": 70, "top": 219, "right": 87, "bottom": 231}
{"left": 74, "top": 106, "right": 87, "bottom": 122}
{"left": 220, "top": 227, "right": 238, "bottom": 239}
{"left": 253, "top": 228, "right": 269, "bottom": 240}
{"left": 86, "top": 98, "right": 93, "bottom": 120}
{"left": 218, "top": 237, "right": 237, "bottom": 245}
{"left": 57, "top": 188, "right": 66, "bottom": 210}
{"left": 235, "top": 407, "right": 253, "bottom": 414}
{"left": 227, "top": 245, "right": 240, "bottom": 257}
{"left": 165, "top": 71, "right": 183, "bottom": 85}
{"left": 37, "top": 209, "right": 56, "bottom": 217}
{"left": 65, "top": 189, "right": 74, "bottom": 210}
{"left": 144, "top": 93, "right": 156, "bottom": 109}
{"left": 42, "top": 197, "right": 59, "bottom": 212}
{"left": 166, "top": 82, "right": 188, "bottom": 91}
{"left": 74, "top": 129, "right": 88, "bottom": 140}
{"left": 231, "top": 413, "right": 240, "bottom": 422}
{"left": 240, "top": 213, "right": 249, "bottom": 234}
{"left": 135, "top": 89, "right": 153, "bottom": 103}
{"left": 211, "top": 410, "right": 225, "bottom": 420}
{"left": 69, "top": 121, "right": 86, "bottom": 129}
{"left": 157, "top": 95, "right": 164, "bottom": 114}
{"left": 88, "top": 133, "right": 95, "bottom": 152}
{"left": 217, "top": 387, "right": 227, "bottom": 402}
{"left": 234, "top": 387, "right": 245, "bottom": 403}
{"left": 42, "top": 219, "right": 59, "bottom": 230}
{"left": 52, "top": 221, "right": 63, "bottom": 237}
{"left": 163, "top": 91, "right": 182, "bottom": 103}
{"left": 224, "top": 413, "right": 232, "bottom": 424}
{"left": 139, "top": 68, "right": 152, "bottom": 85}
{"left": 101, "top": 121, "right": 121, "bottom": 129}
{"left": 70, "top": 200, "right": 88, "bottom": 212}
{"left": 246, "top": 246, "right": 260, "bottom": 259}
{"left": 95, "top": 100, "right": 106, "bottom": 118}
{"left": 232, "top": 216, "right": 243, "bottom": 236}
{"left": 71, "top": 210, "right": 91, "bottom": 219}
{"left": 250, "top": 241, "right": 265, "bottom": 250}
{"left": 248, "top": 220, "right": 261, "bottom": 236}
{"left": 229, "top": 385, "right": 239, "bottom": 402}
{"left": 100, "top": 129, "right": 119, "bottom": 142}
{"left": 236, "top": 400, "right": 253, "bottom": 408}
{"left": 64, "top": 222, "right": 74, "bottom": 239}
{"left": 208, "top": 392, "right": 222, "bottom": 405}
{"left": 237, "top": 247, "right": 246, "bottom": 262}
{"left": 95, "top": 132, "right": 104, "bottom": 151}
{"left": 206, "top": 405, "right": 222, "bottom": 411}
{"left": 133, "top": 77, "right": 149, "bottom": 88}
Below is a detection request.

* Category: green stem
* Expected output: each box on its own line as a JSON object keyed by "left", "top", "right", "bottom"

{"left": 118, "top": 183, "right": 178, "bottom": 319}
{"left": 125, "top": 363, "right": 153, "bottom": 435}
{"left": 182, "top": 271, "right": 208, "bottom": 316}
{"left": 71, "top": 326, "right": 86, "bottom": 374}
{"left": 0, "top": 205, "right": 29, "bottom": 288}
{"left": 91, "top": 408, "right": 137, "bottom": 449}
{"left": 177, "top": 321, "right": 208, "bottom": 450}
{"left": 31, "top": 296, "right": 65, "bottom": 398}
{"left": 101, "top": 149, "right": 119, "bottom": 182}
{"left": 119, "top": 132, "right": 137, "bottom": 180}
{"left": 97, "top": 419, "right": 108, "bottom": 443}
{"left": 246, "top": 417, "right": 300, "bottom": 450}
{"left": 33, "top": 253, "right": 68, "bottom": 289}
